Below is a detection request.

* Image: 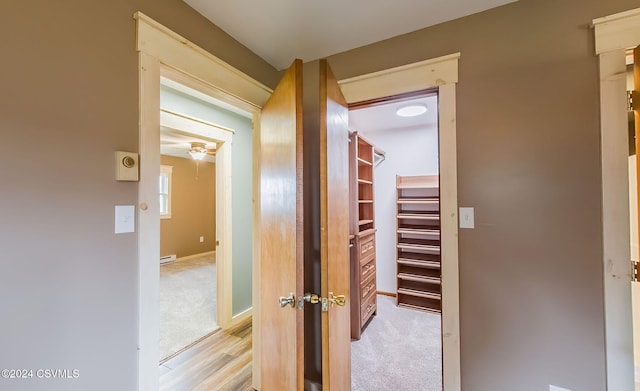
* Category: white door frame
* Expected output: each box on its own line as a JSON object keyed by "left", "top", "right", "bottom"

{"left": 136, "top": 11, "right": 461, "bottom": 391}
{"left": 135, "top": 12, "right": 270, "bottom": 391}
{"left": 593, "top": 7, "right": 640, "bottom": 390}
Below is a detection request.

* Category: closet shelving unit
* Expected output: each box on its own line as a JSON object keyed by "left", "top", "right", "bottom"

{"left": 396, "top": 174, "right": 442, "bottom": 313}
{"left": 349, "top": 132, "right": 378, "bottom": 340}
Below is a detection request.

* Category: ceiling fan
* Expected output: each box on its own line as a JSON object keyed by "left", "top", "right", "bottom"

{"left": 188, "top": 142, "right": 216, "bottom": 160}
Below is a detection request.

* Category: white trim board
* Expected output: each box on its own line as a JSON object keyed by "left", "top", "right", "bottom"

{"left": 593, "top": 7, "right": 639, "bottom": 391}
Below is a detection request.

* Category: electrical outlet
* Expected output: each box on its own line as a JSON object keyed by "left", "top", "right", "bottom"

{"left": 550, "top": 385, "right": 571, "bottom": 391}
{"left": 199, "top": 236, "right": 204, "bottom": 243}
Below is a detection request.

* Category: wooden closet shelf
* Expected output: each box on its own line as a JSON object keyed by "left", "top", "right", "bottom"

{"left": 397, "top": 258, "right": 441, "bottom": 269}
{"left": 397, "top": 288, "right": 441, "bottom": 300}
{"left": 397, "top": 243, "right": 440, "bottom": 254}
{"left": 398, "top": 302, "right": 441, "bottom": 314}
{"left": 397, "top": 227, "right": 440, "bottom": 237}
{"left": 397, "top": 212, "right": 440, "bottom": 220}
{"left": 351, "top": 133, "right": 378, "bottom": 340}
{"left": 357, "top": 228, "right": 376, "bottom": 237}
{"left": 397, "top": 272, "right": 441, "bottom": 284}
{"left": 357, "top": 157, "right": 373, "bottom": 166}
{"left": 397, "top": 198, "right": 440, "bottom": 205}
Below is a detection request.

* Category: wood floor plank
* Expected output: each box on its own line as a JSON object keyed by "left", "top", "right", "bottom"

{"left": 160, "top": 318, "right": 254, "bottom": 391}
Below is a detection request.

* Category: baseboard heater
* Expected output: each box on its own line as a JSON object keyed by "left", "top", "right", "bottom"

{"left": 160, "top": 254, "right": 176, "bottom": 264}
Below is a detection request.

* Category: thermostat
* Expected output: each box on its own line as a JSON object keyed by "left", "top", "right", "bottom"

{"left": 115, "top": 151, "right": 139, "bottom": 181}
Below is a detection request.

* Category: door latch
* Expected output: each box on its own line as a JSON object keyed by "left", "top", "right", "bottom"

{"left": 299, "top": 292, "right": 346, "bottom": 312}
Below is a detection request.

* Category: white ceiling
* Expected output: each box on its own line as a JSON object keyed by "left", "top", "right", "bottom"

{"left": 184, "top": 0, "right": 519, "bottom": 70}
{"left": 349, "top": 95, "right": 438, "bottom": 134}
{"left": 161, "top": 127, "right": 217, "bottom": 163}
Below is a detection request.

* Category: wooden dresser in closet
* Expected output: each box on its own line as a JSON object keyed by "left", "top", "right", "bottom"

{"left": 396, "top": 175, "right": 442, "bottom": 313}
{"left": 349, "top": 132, "right": 378, "bottom": 340}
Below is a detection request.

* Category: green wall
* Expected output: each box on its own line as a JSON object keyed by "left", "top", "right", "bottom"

{"left": 161, "top": 86, "right": 254, "bottom": 316}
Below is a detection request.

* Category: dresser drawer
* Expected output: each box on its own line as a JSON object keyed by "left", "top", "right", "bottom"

{"left": 358, "top": 232, "right": 375, "bottom": 262}
{"left": 360, "top": 292, "right": 377, "bottom": 325}
{"left": 361, "top": 278, "right": 376, "bottom": 301}
{"left": 361, "top": 258, "right": 376, "bottom": 281}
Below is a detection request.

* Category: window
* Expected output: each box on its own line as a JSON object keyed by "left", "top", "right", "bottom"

{"left": 159, "top": 165, "right": 173, "bottom": 219}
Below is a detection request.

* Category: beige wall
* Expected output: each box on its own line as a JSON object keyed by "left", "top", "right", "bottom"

{"left": 2, "top": 0, "right": 640, "bottom": 390}
{"left": 160, "top": 155, "right": 215, "bottom": 258}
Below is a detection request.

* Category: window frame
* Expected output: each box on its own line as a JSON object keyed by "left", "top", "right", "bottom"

{"left": 159, "top": 165, "right": 173, "bottom": 219}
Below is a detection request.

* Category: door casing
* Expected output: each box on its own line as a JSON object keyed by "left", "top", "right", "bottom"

{"left": 593, "top": 7, "right": 640, "bottom": 390}
{"left": 136, "top": 11, "right": 461, "bottom": 391}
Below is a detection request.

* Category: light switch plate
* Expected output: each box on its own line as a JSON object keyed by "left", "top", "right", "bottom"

{"left": 549, "top": 386, "right": 571, "bottom": 391}
{"left": 115, "top": 151, "right": 139, "bottom": 181}
{"left": 459, "top": 207, "right": 475, "bottom": 229}
{"left": 115, "top": 205, "right": 135, "bottom": 234}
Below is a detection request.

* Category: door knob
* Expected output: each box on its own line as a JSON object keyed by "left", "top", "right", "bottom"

{"left": 279, "top": 292, "right": 295, "bottom": 308}
{"left": 329, "top": 292, "right": 346, "bottom": 306}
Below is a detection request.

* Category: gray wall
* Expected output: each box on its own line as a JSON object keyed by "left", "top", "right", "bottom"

{"left": 0, "top": 2, "right": 274, "bottom": 391}
{"left": 161, "top": 86, "right": 254, "bottom": 316}
{"left": 327, "top": 0, "right": 637, "bottom": 390}
{"left": 1, "top": 0, "right": 639, "bottom": 390}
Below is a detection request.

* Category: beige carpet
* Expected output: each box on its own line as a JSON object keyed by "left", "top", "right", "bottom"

{"left": 351, "top": 295, "right": 442, "bottom": 390}
{"left": 159, "top": 253, "right": 218, "bottom": 360}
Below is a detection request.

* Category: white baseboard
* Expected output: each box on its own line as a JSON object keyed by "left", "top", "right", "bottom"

{"left": 175, "top": 250, "right": 216, "bottom": 263}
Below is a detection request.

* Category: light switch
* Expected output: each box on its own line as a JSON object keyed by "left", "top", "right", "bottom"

{"left": 115, "top": 205, "right": 135, "bottom": 234}
{"left": 115, "top": 151, "right": 139, "bottom": 181}
{"left": 549, "top": 386, "right": 571, "bottom": 391}
{"left": 459, "top": 207, "right": 475, "bottom": 229}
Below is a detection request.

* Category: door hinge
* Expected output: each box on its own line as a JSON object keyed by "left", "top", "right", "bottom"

{"left": 632, "top": 260, "right": 639, "bottom": 282}
{"left": 628, "top": 90, "right": 640, "bottom": 111}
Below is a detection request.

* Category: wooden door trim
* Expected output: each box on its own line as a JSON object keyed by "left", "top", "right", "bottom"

{"left": 593, "top": 7, "right": 640, "bottom": 390}
{"left": 135, "top": 12, "right": 268, "bottom": 391}
{"left": 338, "top": 53, "right": 461, "bottom": 391}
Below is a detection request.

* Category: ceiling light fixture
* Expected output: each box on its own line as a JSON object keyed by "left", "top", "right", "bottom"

{"left": 188, "top": 142, "right": 207, "bottom": 160}
{"left": 396, "top": 104, "right": 427, "bottom": 117}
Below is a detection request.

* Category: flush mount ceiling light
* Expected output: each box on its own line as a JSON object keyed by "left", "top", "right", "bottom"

{"left": 188, "top": 142, "right": 207, "bottom": 160}
{"left": 396, "top": 104, "right": 427, "bottom": 117}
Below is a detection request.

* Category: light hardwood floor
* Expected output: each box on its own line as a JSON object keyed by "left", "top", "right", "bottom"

{"left": 159, "top": 318, "right": 253, "bottom": 391}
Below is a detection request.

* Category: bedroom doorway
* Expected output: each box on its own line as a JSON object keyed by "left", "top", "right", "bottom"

{"left": 154, "top": 69, "right": 253, "bottom": 389}
{"left": 157, "top": 110, "right": 220, "bottom": 362}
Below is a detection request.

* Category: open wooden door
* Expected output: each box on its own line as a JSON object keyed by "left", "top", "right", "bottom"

{"left": 319, "top": 59, "right": 351, "bottom": 390}
{"left": 259, "top": 59, "right": 351, "bottom": 391}
{"left": 259, "top": 59, "right": 304, "bottom": 391}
